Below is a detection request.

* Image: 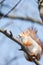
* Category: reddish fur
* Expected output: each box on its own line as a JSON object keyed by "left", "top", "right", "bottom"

{"left": 20, "top": 28, "right": 42, "bottom": 47}
{"left": 20, "top": 28, "right": 43, "bottom": 61}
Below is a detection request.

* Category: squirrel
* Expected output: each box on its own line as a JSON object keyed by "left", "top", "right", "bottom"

{"left": 19, "top": 28, "right": 43, "bottom": 61}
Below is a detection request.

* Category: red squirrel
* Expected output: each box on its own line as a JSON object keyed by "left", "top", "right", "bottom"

{"left": 19, "top": 28, "right": 43, "bottom": 61}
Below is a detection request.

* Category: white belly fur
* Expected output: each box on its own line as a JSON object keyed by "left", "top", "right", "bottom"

{"left": 22, "top": 36, "right": 42, "bottom": 56}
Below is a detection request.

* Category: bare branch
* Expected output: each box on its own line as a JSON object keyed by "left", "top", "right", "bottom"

{"left": 0, "top": 0, "right": 22, "bottom": 19}
{"left": 6, "top": 15, "right": 43, "bottom": 25}
{"left": 5, "top": 0, "right": 22, "bottom": 16}
{"left": 0, "top": 0, "right": 6, "bottom": 4}
{"left": 0, "top": 13, "right": 43, "bottom": 25}
{"left": 0, "top": 29, "right": 41, "bottom": 65}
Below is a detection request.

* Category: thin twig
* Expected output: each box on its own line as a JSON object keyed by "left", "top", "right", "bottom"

{"left": 5, "top": 0, "right": 22, "bottom": 16}
{"left": 0, "top": 0, "right": 22, "bottom": 19}
{"left": 0, "top": 0, "right": 6, "bottom": 4}
{"left": 0, "top": 29, "right": 41, "bottom": 65}
{"left": 0, "top": 0, "right": 6, "bottom": 15}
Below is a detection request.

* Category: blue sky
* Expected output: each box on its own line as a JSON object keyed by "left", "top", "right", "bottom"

{"left": 0, "top": 0, "right": 43, "bottom": 65}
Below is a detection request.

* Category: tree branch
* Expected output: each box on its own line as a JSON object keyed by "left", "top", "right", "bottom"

{"left": 0, "top": 0, "right": 6, "bottom": 4}
{"left": 0, "top": 29, "right": 41, "bottom": 65}
{"left": 0, "top": 0, "right": 22, "bottom": 19}
{"left": 6, "top": 15, "right": 43, "bottom": 25}
{"left": 0, "top": 13, "right": 43, "bottom": 25}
